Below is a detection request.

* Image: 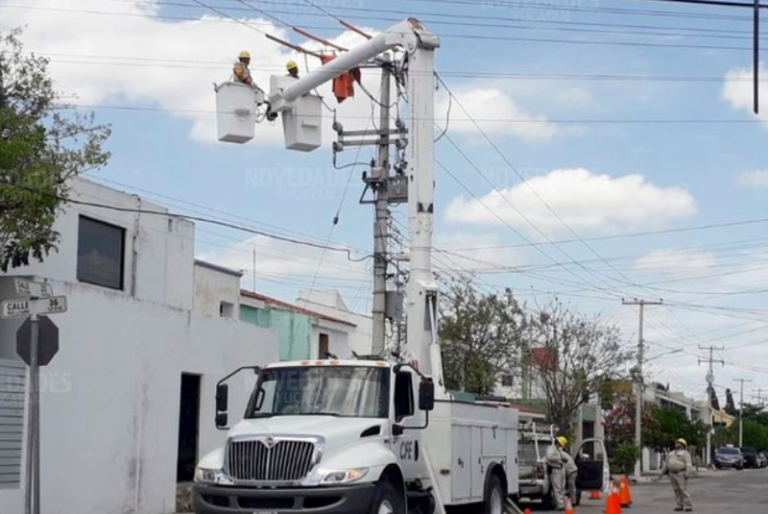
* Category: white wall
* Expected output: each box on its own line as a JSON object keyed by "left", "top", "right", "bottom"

{"left": 0, "top": 278, "right": 278, "bottom": 514}
{"left": 193, "top": 262, "right": 242, "bottom": 320}
{"left": 0, "top": 178, "right": 279, "bottom": 514}
{"left": 15, "top": 178, "right": 195, "bottom": 311}
{"left": 297, "top": 290, "right": 372, "bottom": 357}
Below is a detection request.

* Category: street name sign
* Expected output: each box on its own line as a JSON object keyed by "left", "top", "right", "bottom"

{"left": 0, "top": 296, "right": 67, "bottom": 319}
{"left": 13, "top": 279, "right": 53, "bottom": 298}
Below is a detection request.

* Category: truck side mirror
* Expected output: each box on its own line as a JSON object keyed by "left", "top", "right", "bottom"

{"left": 216, "top": 383, "right": 229, "bottom": 413}
{"left": 419, "top": 380, "right": 435, "bottom": 411}
{"left": 215, "top": 412, "right": 228, "bottom": 429}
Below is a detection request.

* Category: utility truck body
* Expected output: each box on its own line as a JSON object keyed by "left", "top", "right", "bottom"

{"left": 193, "top": 360, "right": 518, "bottom": 514}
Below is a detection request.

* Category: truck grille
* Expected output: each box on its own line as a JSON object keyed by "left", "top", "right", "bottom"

{"left": 227, "top": 439, "right": 316, "bottom": 482}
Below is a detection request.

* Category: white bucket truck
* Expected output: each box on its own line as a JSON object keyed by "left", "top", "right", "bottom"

{"left": 198, "top": 18, "right": 608, "bottom": 514}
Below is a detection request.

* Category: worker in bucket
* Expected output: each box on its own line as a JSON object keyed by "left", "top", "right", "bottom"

{"left": 546, "top": 436, "right": 569, "bottom": 510}
{"left": 662, "top": 438, "right": 694, "bottom": 512}
{"left": 286, "top": 60, "right": 300, "bottom": 79}
{"left": 233, "top": 50, "right": 254, "bottom": 86}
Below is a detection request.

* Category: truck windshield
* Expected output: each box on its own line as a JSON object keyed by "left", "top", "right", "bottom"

{"left": 246, "top": 366, "right": 390, "bottom": 419}
{"left": 718, "top": 448, "right": 739, "bottom": 455}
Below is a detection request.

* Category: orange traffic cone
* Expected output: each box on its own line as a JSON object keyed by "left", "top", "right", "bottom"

{"left": 619, "top": 475, "right": 633, "bottom": 507}
{"left": 604, "top": 488, "right": 618, "bottom": 514}
{"left": 590, "top": 490, "right": 602, "bottom": 500}
{"left": 565, "top": 496, "right": 575, "bottom": 514}
{"left": 612, "top": 483, "right": 624, "bottom": 514}
{"left": 524, "top": 509, "right": 532, "bottom": 514}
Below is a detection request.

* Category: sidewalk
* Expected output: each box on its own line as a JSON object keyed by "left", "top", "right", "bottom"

{"left": 631, "top": 467, "right": 716, "bottom": 484}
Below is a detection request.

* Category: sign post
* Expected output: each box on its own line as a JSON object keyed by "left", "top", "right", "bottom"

{"left": 1, "top": 280, "right": 64, "bottom": 514}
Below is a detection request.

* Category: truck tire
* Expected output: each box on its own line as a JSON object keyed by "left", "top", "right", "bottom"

{"left": 483, "top": 475, "right": 505, "bottom": 514}
{"left": 369, "top": 480, "right": 405, "bottom": 514}
{"left": 541, "top": 485, "right": 555, "bottom": 510}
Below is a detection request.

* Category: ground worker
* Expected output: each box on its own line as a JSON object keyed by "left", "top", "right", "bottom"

{"left": 546, "top": 436, "right": 569, "bottom": 510}
{"left": 233, "top": 50, "right": 254, "bottom": 85}
{"left": 286, "top": 60, "right": 299, "bottom": 79}
{"left": 662, "top": 438, "right": 694, "bottom": 512}
{"left": 562, "top": 443, "right": 579, "bottom": 502}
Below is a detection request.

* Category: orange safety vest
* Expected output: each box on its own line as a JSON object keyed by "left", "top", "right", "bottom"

{"left": 320, "top": 54, "right": 360, "bottom": 103}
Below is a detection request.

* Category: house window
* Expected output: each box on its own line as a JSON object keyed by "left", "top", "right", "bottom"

{"left": 77, "top": 216, "right": 125, "bottom": 290}
{"left": 220, "top": 301, "right": 234, "bottom": 318}
{"left": 319, "top": 333, "right": 329, "bottom": 359}
{"left": 501, "top": 374, "right": 514, "bottom": 387}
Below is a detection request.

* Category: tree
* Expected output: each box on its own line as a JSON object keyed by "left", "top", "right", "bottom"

{"left": 0, "top": 28, "right": 110, "bottom": 271}
{"left": 439, "top": 278, "right": 526, "bottom": 395}
{"left": 529, "top": 299, "right": 632, "bottom": 432}
{"left": 647, "top": 407, "right": 706, "bottom": 451}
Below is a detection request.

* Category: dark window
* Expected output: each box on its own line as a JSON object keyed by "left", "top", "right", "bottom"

{"left": 77, "top": 216, "right": 125, "bottom": 289}
{"left": 319, "top": 333, "right": 329, "bottom": 358}
{"left": 501, "top": 374, "right": 514, "bottom": 387}
{"left": 394, "top": 371, "right": 414, "bottom": 421}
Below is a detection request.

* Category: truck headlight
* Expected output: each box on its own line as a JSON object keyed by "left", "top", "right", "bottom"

{"left": 320, "top": 468, "right": 369, "bottom": 484}
{"left": 194, "top": 467, "right": 231, "bottom": 485}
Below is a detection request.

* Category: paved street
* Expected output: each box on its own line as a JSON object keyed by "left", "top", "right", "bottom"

{"left": 518, "top": 468, "right": 768, "bottom": 514}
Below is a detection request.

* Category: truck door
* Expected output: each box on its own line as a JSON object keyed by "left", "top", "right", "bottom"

{"left": 575, "top": 439, "right": 609, "bottom": 491}
{"left": 391, "top": 369, "right": 426, "bottom": 480}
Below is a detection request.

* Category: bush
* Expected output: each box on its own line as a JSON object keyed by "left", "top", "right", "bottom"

{"left": 611, "top": 443, "right": 639, "bottom": 475}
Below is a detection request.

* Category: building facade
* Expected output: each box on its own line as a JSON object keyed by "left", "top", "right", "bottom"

{"left": 0, "top": 179, "right": 279, "bottom": 514}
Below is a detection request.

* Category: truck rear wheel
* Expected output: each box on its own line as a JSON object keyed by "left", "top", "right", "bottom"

{"left": 541, "top": 485, "right": 555, "bottom": 510}
{"left": 484, "top": 475, "right": 505, "bottom": 514}
{"left": 369, "top": 480, "right": 405, "bottom": 514}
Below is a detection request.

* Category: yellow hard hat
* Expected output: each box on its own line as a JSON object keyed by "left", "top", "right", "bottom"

{"left": 286, "top": 60, "right": 298, "bottom": 70}
{"left": 677, "top": 438, "right": 687, "bottom": 447}
{"left": 556, "top": 436, "right": 568, "bottom": 447}
{"left": 239, "top": 50, "right": 251, "bottom": 59}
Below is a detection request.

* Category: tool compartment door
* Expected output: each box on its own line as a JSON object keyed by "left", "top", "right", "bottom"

{"left": 452, "top": 425, "right": 472, "bottom": 500}
{"left": 575, "top": 438, "right": 608, "bottom": 491}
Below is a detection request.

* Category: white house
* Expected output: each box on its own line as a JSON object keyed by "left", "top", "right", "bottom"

{"left": 0, "top": 178, "right": 279, "bottom": 514}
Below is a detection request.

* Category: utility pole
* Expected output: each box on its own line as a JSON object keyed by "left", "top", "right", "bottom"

{"left": 734, "top": 378, "right": 753, "bottom": 447}
{"left": 698, "top": 345, "right": 724, "bottom": 467}
{"left": 622, "top": 298, "right": 663, "bottom": 479}
{"left": 371, "top": 65, "right": 391, "bottom": 356}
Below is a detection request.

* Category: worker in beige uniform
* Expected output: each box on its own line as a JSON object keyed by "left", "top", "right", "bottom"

{"left": 546, "top": 436, "right": 569, "bottom": 510}
{"left": 562, "top": 445, "right": 579, "bottom": 502}
{"left": 662, "top": 438, "right": 694, "bottom": 512}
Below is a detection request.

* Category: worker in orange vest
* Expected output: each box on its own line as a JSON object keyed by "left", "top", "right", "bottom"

{"left": 233, "top": 50, "right": 254, "bottom": 85}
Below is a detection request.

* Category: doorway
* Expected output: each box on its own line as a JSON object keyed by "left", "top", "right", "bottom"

{"left": 319, "top": 333, "right": 329, "bottom": 359}
{"left": 177, "top": 373, "right": 201, "bottom": 482}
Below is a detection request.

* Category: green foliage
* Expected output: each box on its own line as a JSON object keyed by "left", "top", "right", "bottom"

{"left": 611, "top": 443, "right": 639, "bottom": 475}
{"left": 0, "top": 28, "right": 110, "bottom": 271}
{"left": 646, "top": 407, "right": 706, "bottom": 451}
{"left": 439, "top": 279, "right": 525, "bottom": 395}
{"left": 713, "top": 419, "right": 768, "bottom": 450}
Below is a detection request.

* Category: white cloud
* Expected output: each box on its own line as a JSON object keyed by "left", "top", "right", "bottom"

{"left": 436, "top": 87, "right": 560, "bottom": 142}
{"left": 199, "top": 234, "right": 368, "bottom": 279}
{"left": 722, "top": 64, "right": 768, "bottom": 125}
{"left": 2, "top": 0, "right": 379, "bottom": 145}
{"left": 738, "top": 170, "right": 768, "bottom": 188}
{"left": 635, "top": 249, "right": 717, "bottom": 275}
{"left": 554, "top": 87, "right": 593, "bottom": 108}
{"left": 445, "top": 168, "right": 697, "bottom": 234}
{"left": 433, "top": 232, "right": 524, "bottom": 274}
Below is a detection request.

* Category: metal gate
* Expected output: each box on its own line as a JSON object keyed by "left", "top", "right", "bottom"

{"left": 0, "top": 359, "right": 25, "bottom": 490}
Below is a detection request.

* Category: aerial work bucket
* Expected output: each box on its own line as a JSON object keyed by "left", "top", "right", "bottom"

{"left": 215, "top": 82, "right": 259, "bottom": 143}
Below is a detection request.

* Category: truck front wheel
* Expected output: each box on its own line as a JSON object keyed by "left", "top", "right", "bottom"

{"left": 369, "top": 480, "right": 405, "bottom": 514}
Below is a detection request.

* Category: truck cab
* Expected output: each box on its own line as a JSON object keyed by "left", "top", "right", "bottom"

{"left": 192, "top": 359, "right": 436, "bottom": 514}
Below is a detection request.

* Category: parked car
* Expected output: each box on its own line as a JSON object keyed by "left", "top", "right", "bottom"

{"left": 757, "top": 451, "right": 768, "bottom": 468}
{"left": 741, "top": 447, "right": 760, "bottom": 468}
{"left": 714, "top": 446, "right": 744, "bottom": 470}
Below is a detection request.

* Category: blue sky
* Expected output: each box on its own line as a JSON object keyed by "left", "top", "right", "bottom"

{"left": 3, "top": 0, "right": 768, "bottom": 400}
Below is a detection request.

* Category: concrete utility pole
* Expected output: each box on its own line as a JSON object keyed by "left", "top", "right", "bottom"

{"left": 371, "top": 66, "right": 391, "bottom": 356}
{"left": 735, "top": 377, "right": 753, "bottom": 447}
{"left": 698, "top": 345, "right": 724, "bottom": 466}
{"left": 622, "top": 298, "right": 663, "bottom": 479}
